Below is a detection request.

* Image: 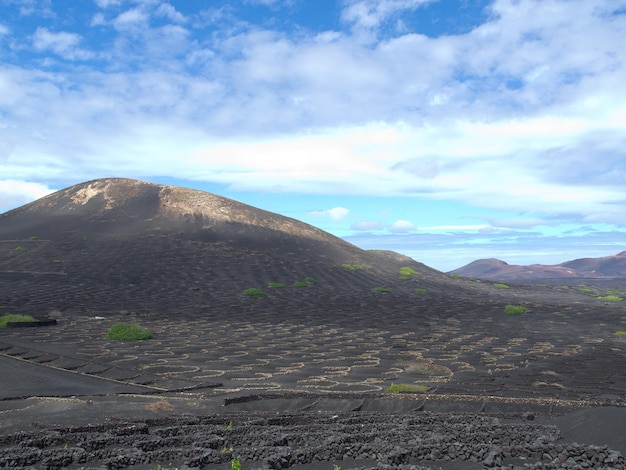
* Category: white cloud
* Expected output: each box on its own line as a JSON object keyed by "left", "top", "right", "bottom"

{"left": 310, "top": 207, "right": 350, "bottom": 222}
{"left": 155, "top": 3, "right": 186, "bottom": 23}
{"left": 328, "top": 207, "right": 350, "bottom": 221}
{"left": 31, "top": 27, "right": 92, "bottom": 60}
{"left": 389, "top": 219, "right": 416, "bottom": 233}
{"left": 95, "top": 0, "right": 122, "bottom": 7}
{"left": 0, "top": 180, "right": 55, "bottom": 212}
{"left": 91, "top": 13, "right": 106, "bottom": 26}
{"left": 342, "top": 0, "right": 432, "bottom": 30}
{"left": 1, "top": 0, "right": 625, "bottom": 229}
{"left": 113, "top": 8, "right": 148, "bottom": 30}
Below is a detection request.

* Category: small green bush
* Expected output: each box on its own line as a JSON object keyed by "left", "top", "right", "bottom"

{"left": 597, "top": 295, "right": 623, "bottom": 302}
{"left": 399, "top": 266, "right": 418, "bottom": 280}
{"left": 342, "top": 263, "right": 371, "bottom": 271}
{"left": 385, "top": 383, "right": 429, "bottom": 394}
{"left": 292, "top": 281, "right": 308, "bottom": 288}
{"left": 504, "top": 305, "right": 528, "bottom": 315}
{"left": 613, "top": 331, "right": 626, "bottom": 337}
{"left": 493, "top": 283, "right": 510, "bottom": 289}
{"left": 243, "top": 288, "right": 267, "bottom": 297}
{"left": 414, "top": 287, "right": 428, "bottom": 295}
{"left": 304, "top": 277, "right": 318, "bottom": 284}
{"left": 268, "top": 282, "right": 285, "bottom": 289}
{"left": 105, "top": 323, "right": 154, "bottom": 341}
{"left": 0, "top": 314, "right": 39, "bottom": 327}
{"left": 14, "top": 246, "right": 25, "bottom": 253}
{"left": 373, "top": 286, "right": 390, "bottom": 293}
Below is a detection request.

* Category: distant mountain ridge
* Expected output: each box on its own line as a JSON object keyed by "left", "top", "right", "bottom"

{"left": 450, "top": 251, "right": 626, "bottom": 281}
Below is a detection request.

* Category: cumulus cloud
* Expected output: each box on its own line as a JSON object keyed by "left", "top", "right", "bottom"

{"left": 155, "top": 3, "right": 186, "bottom": 23}
{"left": 389, "top": 219, "right": 416, "bottom": 233}
{"left": 112, "top": 8, "right": 149, "bottom": 30}
{"left": 309, "top": 207, "right": 350, "bottom": 222}
{"left": 31, "top": 27, "right": 93, "bottom": 60}
{"left": 0, "top": 0, "right": 625, "bottom": 230}
{"left": 342, "top": 0, "right": 432, "bottom": 30}
{"left": 0, "top": 180, "right": 55, "bottom": 212}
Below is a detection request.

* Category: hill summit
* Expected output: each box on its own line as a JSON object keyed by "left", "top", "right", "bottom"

{"left": 0, "top": 178, "right": 440, "bottom": 314}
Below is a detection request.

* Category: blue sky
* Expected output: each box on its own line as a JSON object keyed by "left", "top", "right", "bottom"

{"left": 1, "top": 0, "right": 625, "bottom": 272}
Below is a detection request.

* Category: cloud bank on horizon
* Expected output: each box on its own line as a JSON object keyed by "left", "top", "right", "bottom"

{"left": 1, "top": 0, "right": 625, "bottom": 271}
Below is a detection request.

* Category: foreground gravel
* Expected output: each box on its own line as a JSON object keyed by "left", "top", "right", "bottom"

{"left": 1, "top": 411, "right": 624, "bottom": 470}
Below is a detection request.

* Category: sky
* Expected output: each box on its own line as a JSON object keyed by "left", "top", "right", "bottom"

{"left": 1, "top": 0, "right": 625, "bottom": 272}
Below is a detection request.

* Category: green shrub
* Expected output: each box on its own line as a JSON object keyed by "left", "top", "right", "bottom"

{"left": 304, "top": 277, "right": 318, "bottom": 284}
{"left": 292, "top": 281, "right": 308, "bottom": 288}
{"left": 597, "top": 295, "right": 623, "bottom": 302}
{"left": 385, "top": 383, "right": 429, "bottom": 394}
{"left": 105, "top": 323, "right": 154, "bottom": 341}
{"left": 243, "top": 288, "right": 267, "bottom": 297}
{"left": 414, "top": 287, "right": 428, "bottom": 295}
{"left": 613, "top": 331, "right": 626, "bottom": 337}
{"left": 0, "top": 314, "right": 39, "bottom": 327}
{"left": 449, "top": 273, "right": 462, "bottom": 278}
{"left": 14, "top": 246, "right": 25, "bottom": 253}
{"left": 268, "top": 282, "right": 285, "bottom": 289}
{"left": 504, "top": 305, "right": 528, "bottom": 315}
{"left": 342, "top": 263, "right": 371, "bottom": 271}
{"left": 399, "top": 266, "right": 418, "bottom": 280}
{"left": 373, "top": 286, "right": 390, "bottom": 293}
{"left": 493, "top": 283, "right": 510, "bottom": 289}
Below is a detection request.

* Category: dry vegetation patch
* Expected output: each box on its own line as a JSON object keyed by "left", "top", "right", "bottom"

{"left": 145, "top": 400, "right": 174, "bottom": 411}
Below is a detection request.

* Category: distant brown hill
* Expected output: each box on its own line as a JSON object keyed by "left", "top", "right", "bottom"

{"left": 450, "top": 252, "right": 626, "bottom": 281}
{"left": 0, "top": 178, "right": 448, "bottom": 313}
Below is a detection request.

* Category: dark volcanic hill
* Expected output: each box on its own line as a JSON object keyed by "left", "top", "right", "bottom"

{"left": 450, "top": 251, "right": 626, "bottom": 281}
{"left": 0, "top": 178, "right": 450, "bottom": 314}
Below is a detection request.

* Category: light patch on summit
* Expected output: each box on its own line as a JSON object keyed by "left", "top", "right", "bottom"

{"left": 71, "top": 185, "right": 100, "bottom": 206}
{"left": 70, "top": 181, "right": 116, "bottom": 209}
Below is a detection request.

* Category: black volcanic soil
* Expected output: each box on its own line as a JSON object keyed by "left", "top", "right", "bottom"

{"left": 1, "top": 179, "right": 625, "bottom": 469}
